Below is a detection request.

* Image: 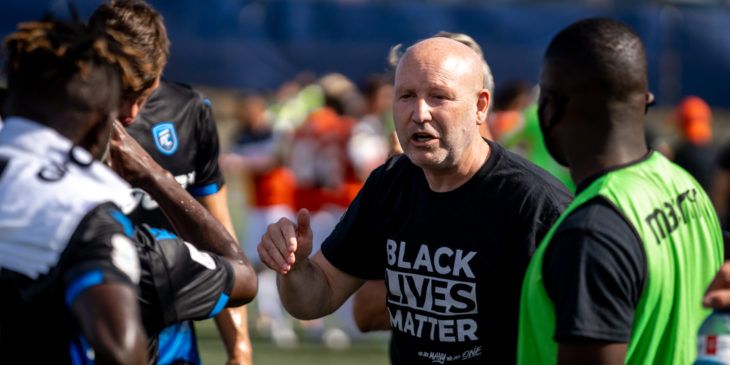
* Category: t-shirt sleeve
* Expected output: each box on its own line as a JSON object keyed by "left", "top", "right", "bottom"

{"left": 190, "top": 96, "right": 224, "bottom": 197}
{"left": 135, "top": 225, "right": 234, "bottom": 328}
{"left": 320, "top": 165, "right": 385, "bottom": 280}
{"left": 543, "top": 197, "right": 646, "bottom": 343}
{"left": 513, "top": 182, "right": 572, "bottom": 269}
{"left": 62, "top": 203, "right": 141, "bottom": 309}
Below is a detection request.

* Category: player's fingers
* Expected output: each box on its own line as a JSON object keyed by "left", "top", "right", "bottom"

{"left": 277, "top": 218, "right": 299, "bottom": 256}
{"left": 705, "top": 262, "right": 730, "bottom": 293}
{"left": 266, "top": 222, "right": 297, "bottom": 264}
{"left": 110, "top": 120, "right": 126, "bottom": 143}
{"left": 703, "top": 289, "right": 730, "bottom": 309}
{"left": 258, "top": 236, "right": 289, "bottom": 274}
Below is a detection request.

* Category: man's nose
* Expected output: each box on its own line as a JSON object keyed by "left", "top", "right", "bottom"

{"left": 119, "top": 99, "right": 140, "bottom": 120}
{"left": 413, "top": 98, "right": 431, "bottom": 123}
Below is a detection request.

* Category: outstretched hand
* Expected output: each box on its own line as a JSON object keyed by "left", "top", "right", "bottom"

{"left": 257, "top": 209, "right": 313, "bottom": 275}
{"left": 703, "top": 261, "right": 730, "bottom": 309}
{"left": 107, "top": 120, "right": 165, "bottom": 188}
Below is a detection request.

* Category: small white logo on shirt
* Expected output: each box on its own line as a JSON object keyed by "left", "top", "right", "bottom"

{"left": 184, "top": 242, "right": 216, "bottom": 270}
{"left": 111, "top": 234, "right": 141, "bottom": 284}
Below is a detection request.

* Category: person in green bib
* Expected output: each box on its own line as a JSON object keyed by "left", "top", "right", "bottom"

{"left": 517, "top": 17, "right": 724, "bottom": 364}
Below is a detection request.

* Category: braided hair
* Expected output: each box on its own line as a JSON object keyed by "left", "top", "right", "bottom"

{"left": 3, "top": 16, "right": 145, "bottom": 123}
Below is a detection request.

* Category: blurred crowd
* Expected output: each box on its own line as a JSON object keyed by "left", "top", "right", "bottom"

{"left": 218, "top": 71, "right": 395, "bottom": 347}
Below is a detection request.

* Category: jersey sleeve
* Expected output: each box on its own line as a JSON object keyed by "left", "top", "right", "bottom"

{"left": 542, "top": 197, "right": 646, "bottom": 343}
{"left": 190, "top": 96, "right": 224, "bottom": 197}
{"left": 135, "top": 225, "right": 234, "bottom": 332}
{"left": 320, "top": 164, "right": 385, "bottom": 280}
{"left": 512, "top": 180, "right": 572, "bottom": 272}
{"left": 61, "top": 203, "right": 141, "bottom": 309}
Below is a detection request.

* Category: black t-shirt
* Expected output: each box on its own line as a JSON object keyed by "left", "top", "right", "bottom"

{"left": 0, "top": 203, "right": 139, "bottom": 365}
{"left": 543, "top": 172, "right": 647, "bottom": 343}
{"left": 125, "top": 79, "right": 224, "bottom": 231}
{"left": 321, "top": 140, "right": 573, "bottom": 364}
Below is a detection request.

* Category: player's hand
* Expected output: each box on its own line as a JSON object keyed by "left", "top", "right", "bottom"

{"left": 703, "top": 261, "right": 730, "bottom": 309}
{"left": 257, "top": 209, "right": 313, "bottom": 275}
{"left": 108, "top": 120, "right": 166, "bottom": 188}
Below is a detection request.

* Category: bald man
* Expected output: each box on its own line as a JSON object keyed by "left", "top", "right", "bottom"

{"left": 517, "top": 18, "right": 723, "bottom": 364}
{"left": 257, "top": 37, "right": 571, "bottom": 364}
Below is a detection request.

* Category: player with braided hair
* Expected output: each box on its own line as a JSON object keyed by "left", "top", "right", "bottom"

{"left": 0, "top": 14, "right": 258, "bottom": 365}
{"left": 0, "top": 17, "right": 149, "bottom": 365}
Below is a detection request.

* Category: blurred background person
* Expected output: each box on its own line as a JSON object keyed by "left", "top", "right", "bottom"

{"left": 220, "top": 92, "right": 299, "bottom": 347}
{"left": 672, "top": 95, "right": 716, "bottom": 193}
{"left": 348, "top": 73, "right": 392, "bottom": 183}
{"left": 497, "top": 84, "right": 575, "bottom": 191}
{"left": 487, "top": 79, "right": 533, "bottom": 142}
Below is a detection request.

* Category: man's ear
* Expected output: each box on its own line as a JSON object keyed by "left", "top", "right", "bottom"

{"left": 645, "top": 91, "right": 655, "bottom": 115}
{"left": 646, "top": 91, "right": 655, "bottom": 105}
{"left": 476, "top": 89, "right": 490, "bottom": 125}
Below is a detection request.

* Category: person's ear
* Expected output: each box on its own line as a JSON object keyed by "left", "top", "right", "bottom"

{"left": 476, "top": 89, "right": 490, "bottom": 125}
{"left": 645, "top": 91, "right": 655, "bottom": 115}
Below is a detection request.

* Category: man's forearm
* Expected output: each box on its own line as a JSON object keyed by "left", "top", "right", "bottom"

{"left": 277, "top": 258, "right": 335, "bottom": 319}
{"left": 141, "top": 171, "right": 242, "bottom": 260}
{"left": 277, "top": 252, "right": 362, "bottom": 320}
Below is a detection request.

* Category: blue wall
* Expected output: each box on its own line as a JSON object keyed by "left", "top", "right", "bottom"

{"left": 1, "top": 1, "right": 729, "bottom": 107}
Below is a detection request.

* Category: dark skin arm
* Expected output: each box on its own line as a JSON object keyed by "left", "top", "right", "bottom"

{"left": 557, "top": 342, "right": 627, "bottom": 365}
{"left": 72, "top": 282, "right": 147, "bottom": 365}
{"left": 108, "top": 121, "right": 257, "bottom": 306}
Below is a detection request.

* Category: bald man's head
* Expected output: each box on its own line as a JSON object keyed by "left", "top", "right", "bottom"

{"left": 396, "top": 37, "right": 485, "bottom": 96}
{"left": 392, "top": 37, "right": 490, "bottom": 174}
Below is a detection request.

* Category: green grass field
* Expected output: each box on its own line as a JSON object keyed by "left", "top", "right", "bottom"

{"left": 196, "top": 319, "right": 390, "bottom": 365}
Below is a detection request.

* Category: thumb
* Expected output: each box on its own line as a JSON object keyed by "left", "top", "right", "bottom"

{"left": 296, "top": 208, "right": 312, "bottom": 238}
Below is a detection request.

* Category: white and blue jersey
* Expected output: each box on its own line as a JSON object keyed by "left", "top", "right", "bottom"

{"left": 0, "top": 118, "right": 140, "bottom": 364}
{"left": 0, "top": 118, "right": 235, "bottom": 364}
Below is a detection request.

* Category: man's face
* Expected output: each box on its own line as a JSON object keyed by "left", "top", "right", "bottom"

{"left": 393, "top": 50, "right": 481, "bottom": 171}
{"left": 118, "top": 77, "right": 159, "bottom": 126}
{"left": 537, "top": 61, "right": 569, "bottom": 166}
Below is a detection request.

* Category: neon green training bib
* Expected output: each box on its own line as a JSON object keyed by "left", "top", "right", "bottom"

{"left": 518, "top": 152, "right": 723, "bottom": 364}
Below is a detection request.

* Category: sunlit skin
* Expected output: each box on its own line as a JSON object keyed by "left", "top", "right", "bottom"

{"left": 118, "top": 76, "right": 160, "bottom": 126}
{"left": 393, "top": 38, "right": 490, "bottom": 192}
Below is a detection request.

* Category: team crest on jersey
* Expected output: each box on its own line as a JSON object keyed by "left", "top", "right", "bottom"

{"left": 151, "top": 122, "right": 178, "bottom": 155}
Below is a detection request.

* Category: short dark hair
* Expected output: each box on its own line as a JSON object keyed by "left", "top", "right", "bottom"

{"left": 3, "top": 17, "right": 142, "bottom": 123}
{"left": 544, "top": 17, "right": 647, "bottom": 100}
{"left": 89, "top": 0, "right": 169, "bottom": 93}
